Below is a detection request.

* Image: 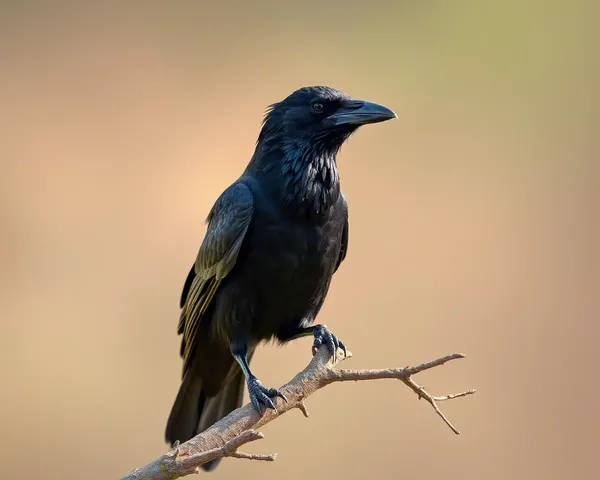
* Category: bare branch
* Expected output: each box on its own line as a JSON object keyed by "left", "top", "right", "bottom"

{"left": 228, "top": 451, "right": 277, "bottom": 461}
{"left": 122, "top": 347, "right": 474, "bottom": 480}
{"left": 330, "top": 353, "right": 467, "bottom": 381}
{"left": 122, "top": 430, "right": 272, "bottom": 479}
{"left": 326, "top": 352, "right": 476, "bottom": 434}
{"left": 399, "top": 376, "right": 475, "bottom": 434}
{"left": 432, "top": 391, "right": 476, "bottom": 402}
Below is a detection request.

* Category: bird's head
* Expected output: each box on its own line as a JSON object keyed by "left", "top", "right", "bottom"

{"left": 257, "top": 86, "right": 397, "bottom": 154}
{"left": 249, "top": 86, "right": 396, "bottom": 214}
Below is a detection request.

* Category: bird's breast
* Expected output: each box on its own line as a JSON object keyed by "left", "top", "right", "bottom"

{"left": 237, "top": 202, "right": 345, "bottom": 337}
{"left": 247, "top": 216, "right": 339, "bottom": 283}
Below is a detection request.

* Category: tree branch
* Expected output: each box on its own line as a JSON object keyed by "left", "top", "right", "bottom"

{"left": 121, "top": 347, "right": 475, "bottom": 480}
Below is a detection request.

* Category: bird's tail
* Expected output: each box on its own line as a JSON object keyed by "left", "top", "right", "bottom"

{"left": 165, "top": 359, "right": 250, "bottom": 472}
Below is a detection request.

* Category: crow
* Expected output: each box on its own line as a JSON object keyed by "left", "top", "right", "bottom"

{"left": 165, "top": 86, "right": 396, "bottom": 471}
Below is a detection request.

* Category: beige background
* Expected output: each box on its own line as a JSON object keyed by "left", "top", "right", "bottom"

{"left": 1, "top": 1, "right": 598, "bottom": 479}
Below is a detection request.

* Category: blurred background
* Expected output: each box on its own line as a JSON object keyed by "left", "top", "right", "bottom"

{"left": 1, "top": 1, "right": 598, "bottom": 479}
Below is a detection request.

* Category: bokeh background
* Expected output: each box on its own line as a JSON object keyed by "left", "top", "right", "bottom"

{"left": 1, "top": 1, "right": 598, "bottom": 479}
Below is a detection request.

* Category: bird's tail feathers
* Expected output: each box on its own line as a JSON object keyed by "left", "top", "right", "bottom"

{"left": 195, "top": 369, "right": 247, "bottom": 471}
{"left": 165, "top": 353, "right": 252, "bottom": 472}
{"left": 165, "top": 368, "right": 205, "bottom": 449}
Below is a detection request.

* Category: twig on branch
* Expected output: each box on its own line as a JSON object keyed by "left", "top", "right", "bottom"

{"left": 122, "top": 347, "right": 475, "bottom": 480}
{"left": 330, "top": 353, "right": 476, "bottom": 434}
{"left": 123, "top": 430, "right": 274, "bottom": 479}
{"left": 400, "top": 374, "right": 474, "bottom": 434}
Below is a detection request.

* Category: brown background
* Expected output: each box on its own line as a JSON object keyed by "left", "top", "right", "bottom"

{"left": 1, "top": 1, "right": 598, "bottom": 479}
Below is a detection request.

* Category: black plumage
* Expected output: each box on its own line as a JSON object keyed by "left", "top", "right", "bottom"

{"left": 165, "top": 86, "right": 396, "bottom": 471}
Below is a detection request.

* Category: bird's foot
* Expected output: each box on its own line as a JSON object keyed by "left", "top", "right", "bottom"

{"left": 247, "top": 377, "right": 287, "bottom": 414}
{"left": 312, "top": 324, "right": 347, "bottom": 362}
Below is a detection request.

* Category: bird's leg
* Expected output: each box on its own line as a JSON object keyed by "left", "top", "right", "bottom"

{"left": 230, "top": 338, "right": 287, "bottom": 414}
{"left": 286, "top": 324, "right": 347, "bottom": 361}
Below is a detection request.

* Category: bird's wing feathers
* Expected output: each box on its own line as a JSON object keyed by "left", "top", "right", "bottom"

{"left": 179, "top": 264, "right": 196, "bottom": 309}
{"left": 178, "top": 183, "right": 254, "bottom": 375}
{"left": 334, "top": 216, "right": 349, "bottom": 273}
{"left": 333, "top": 195, "right": 349, "bottom": 273}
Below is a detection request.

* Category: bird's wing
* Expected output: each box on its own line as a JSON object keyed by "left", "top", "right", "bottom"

{"left": 177, "top": 183, "right": 254, "bottom": 374}
{"left": 334, "top": 195, "right": 349, "bottom": 273}
{"left": 334, "top": 216, "right": 349, "bottom": 273}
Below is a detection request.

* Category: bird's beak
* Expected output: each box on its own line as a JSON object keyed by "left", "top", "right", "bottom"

{"left": 325, "top": 100, "right": 397, "bottom": 126}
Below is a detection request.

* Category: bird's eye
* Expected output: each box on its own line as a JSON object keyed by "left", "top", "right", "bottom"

{"left": 312, "top": 102, "right": 324, "bottom": 114}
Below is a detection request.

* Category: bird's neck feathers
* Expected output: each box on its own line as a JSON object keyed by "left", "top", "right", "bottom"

{"left": 280, "top": 139, "right": 341, "bottom": 214}
{"left": 249, "top": 134, "right": 342, "bottom": 216}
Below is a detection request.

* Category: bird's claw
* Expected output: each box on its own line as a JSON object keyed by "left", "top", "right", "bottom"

{"left": 311, "top": 324, "right": 347, "bottom": 362}
{"left": 247, "top": 377, "right": 287, "bottom": 414}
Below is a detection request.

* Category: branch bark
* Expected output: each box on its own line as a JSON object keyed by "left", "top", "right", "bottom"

{"left": 122, "top": 347, "right": 475, "bottom": 480}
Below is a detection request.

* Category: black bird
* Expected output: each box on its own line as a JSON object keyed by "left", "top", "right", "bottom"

{"left": 165, "top": 86, "right": 396, "bottom": 471}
